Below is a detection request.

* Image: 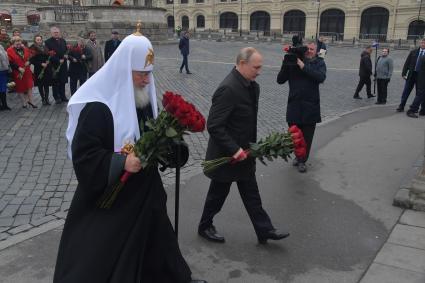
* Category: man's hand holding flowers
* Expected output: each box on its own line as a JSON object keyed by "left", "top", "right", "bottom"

{"left": 125, "top": 152, "right": 143, "bottom": 173}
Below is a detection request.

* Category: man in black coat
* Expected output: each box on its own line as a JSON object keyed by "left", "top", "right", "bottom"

{"left": 198, "top": 47, "right": 289, "bottom": 245}
{"left": 104, "top": 30, "right": 121, "bottom": 62}
{"left": 277, "top": 41, "right": 327, "bottom": 173}
{"left": 179, "top": 31, "right": 192, "bottom": 74}
{"left": 407, "top": 53, "right": 425, "bottom": 118}
{"left": 45, "top": 26, "right": 69, "bottom": 104}
{"left": 397, "top": 38, "right": 425, "bottom": 113}
{"left": 353, "top": 46, "right": 374, "bottom": 99}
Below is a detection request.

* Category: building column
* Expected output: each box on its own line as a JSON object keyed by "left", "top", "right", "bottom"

{"left": 344, "top": 10, "right": 359, "bottom": 41}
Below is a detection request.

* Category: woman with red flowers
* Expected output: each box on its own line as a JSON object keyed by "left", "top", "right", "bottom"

{"left": 7, "top": 36, "right": 36, "bottom": 108}
{"left": 30, "top": 34, "right": 53, "bottom": 105}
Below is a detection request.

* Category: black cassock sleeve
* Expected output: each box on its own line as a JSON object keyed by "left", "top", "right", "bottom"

{"left": 71, "top": 102, "right": 121, "bottom": 194}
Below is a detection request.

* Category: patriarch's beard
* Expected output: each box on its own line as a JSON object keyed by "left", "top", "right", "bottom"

{"left": 134, "top": 86, "right": 150, "bottom": 109}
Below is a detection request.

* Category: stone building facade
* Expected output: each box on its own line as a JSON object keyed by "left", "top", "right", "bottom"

{"left": 0, "top": 0, "right": 167, "bottom": 41}
{"left": 155, "top": 0, "right": 425, "bottom": 41}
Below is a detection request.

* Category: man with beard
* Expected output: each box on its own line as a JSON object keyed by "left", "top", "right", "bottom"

{"left": 45, "top": 26, "right": 69, "bottom": 104}
{"left": 54, "top": 27, "right": 206, "bottom": 283}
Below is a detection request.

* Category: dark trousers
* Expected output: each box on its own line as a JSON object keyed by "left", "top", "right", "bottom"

{"left": 52, "top": 82, "right": 67, "bottom": 101}
{"left": 354, "top": 76, "right": 372, "bottom": 97}
{"left": 70, "top": 75, "right": 86, "bottom": 95}
{"left": 289, "top": 123, "right": 316, "bottom": 163}
{"left": 401, "top": 74, "right": 425, "bottom": 111}
{"left": 409, "top": 88, "right": 425, "bottom": 113}
{"left": 88, "top": 72, "right": 95, "bottom": 78}
{"left": 0, "top": 92, "right": 7, "bottom": 108}
{"left": 179, "top": 55, "right": 189, "bottom": 73}
{"left": 38, "top": 84, "right": 50, "bottom": 103}
{"left": 377, "top": 79, "right": 389, "bottom": 103}
{"left": 199, "top": 176, "right": 274, "bottom": 237}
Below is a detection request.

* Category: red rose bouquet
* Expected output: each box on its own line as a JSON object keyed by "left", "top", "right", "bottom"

{"left": 98, "top": 91, "right": 206, "bottom": 208}
{"left": 202, "top": 125, "right": 307, "bottom": 174}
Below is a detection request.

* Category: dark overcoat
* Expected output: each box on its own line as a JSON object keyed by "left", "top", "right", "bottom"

{"left": 277, "top": 56, "right": 326, "bottom": 125}
{"left": 402, "top": 48, "right": 421, "bottom": 80}
{"left": 205, "top": 68, "right": 259, "bottom": 182}
{"left": 45, "top": 37, "right": 68, "bottom": 84}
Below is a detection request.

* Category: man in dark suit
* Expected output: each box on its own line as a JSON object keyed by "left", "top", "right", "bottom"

{"left": 397, "top": 38, "right": 425, "bottom": 113}
{"left": 353, "top": 46, "right": 375, "bottom": 99}
{"left": 198, "top": 47, "right": 289, "bottom": 245}
{"left": 45, "top": 26, "right": 69, "bottom": 104}
{"left": 178, "top": 31, "right": 191, "bottom": 74}
{"left": 407, "top": 52, "right": 425, "bottom": 118}
{"left": 104, "top": 30, "right": 121, "bottom": 62}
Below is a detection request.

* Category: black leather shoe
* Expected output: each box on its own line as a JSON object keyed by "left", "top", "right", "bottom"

{"left": 353, "top": 95, "right": 362, "bottom": 99}
{"left": 198, "top": 226, "right": 225, "bottom": 243}
{"left": 419, "top": 111, "right": 425, "bottom": 116}
{"left": 297, "top": 162, "right": 307, "bottom": 173}
{"left": 406, "top": 111, "right": 419, "bottom": 118}
{"left": 190, "top": 280, "right": 207, "bottom": 283}
{"left": 367, "top": 94, "right": 376, "bottom": 98}
{"left": 396, "top": 106, "right": 404, "bottom": 112}
{"left": 187, "top": 71, "right": 192, "bottom": 74}
{"left": 258, "top": 229, "right": 290, "bottom": 244}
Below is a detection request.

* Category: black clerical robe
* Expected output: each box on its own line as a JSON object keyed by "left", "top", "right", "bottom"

{"left": 53, "top": 102, "right": 191, "bottom": 283}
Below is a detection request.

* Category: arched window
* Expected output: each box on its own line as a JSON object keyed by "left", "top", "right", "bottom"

{"left": 182, "top": 15, "right": 189, "bottom": 29}
{"left": 27, "top": 11, "right": 40, "bottom": 26}
{"left": 250, "top": 11, "right": 270, "bottom": 33}
{"left": 0, "top": 11, "right": 11, "bottom": 28}
{"left": 320, "top": 9, "right": 345, "bottom": 40}
{"left": 167, "top": 15, "right": 175, "bottom": 29}
{"left": 197, "top": 15, "right": 205, "bottom": 28}
{"left": 360, "top": 7, "right": 389, "bottom": 40}
{"left": 408, "top": 20, "right": 425, "bottom": 40}
{"left": 220, "top": 12, "right": 238, "bottom": 30}
{"left": 283, "top": 10, "right": 305, "bottom": 35}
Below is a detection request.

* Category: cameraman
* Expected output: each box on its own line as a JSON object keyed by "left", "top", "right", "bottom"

{"left": 277, "top": 41, "right": 327, "bottom": 173}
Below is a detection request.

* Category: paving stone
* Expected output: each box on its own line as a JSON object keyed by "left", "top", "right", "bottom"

{"left": 0, "top": 204, "right": 19, "bottom": 217}
{"left": 0, "top": 217, "right": 13, "bottom": 227}
{"left": 8, "top": 224, "right": 33, "bottom": 235}
{"left": 48, "top": 198, "right": 62, "bottom": 207}
{"left": 17, "top": 204, "right": 35, "bottom": 215}
{"left": 13, "top": 214, "right": 31, "bottom": 226}
{"left": 361, "top": 263, "right": 425, "bottom": 283}
{"left": 30, "top": 215, "right": 57, "bottom": 227}
{"left": 400, "top": 210, "right": 425, "bottom": 228}
{"left": 375, "top": 243, "right": 425, "bottom": 274}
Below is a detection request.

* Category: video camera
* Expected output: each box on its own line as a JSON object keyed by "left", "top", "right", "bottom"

{"left": 282, "top": 35, "right": 308, "bottom": 66}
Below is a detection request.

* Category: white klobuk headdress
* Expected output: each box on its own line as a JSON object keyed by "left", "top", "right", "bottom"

{"left": 66, "top": 23, "right": 158, "bottom": 159}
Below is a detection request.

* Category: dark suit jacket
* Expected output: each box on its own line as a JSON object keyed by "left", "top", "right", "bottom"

{"left": 104, "top": 39, "right": 121, "bottom": 62}
{"left": 402, "top": 48, "right": 422, "bottom": 79}
{"left": 416, "top": 56, "right": 425, "bottom": 91}
{"left": 178, "top": 36, "right": 189, "bottom": 56}
{"left": 205, "top": 68, "right": 259, "bottom": 182}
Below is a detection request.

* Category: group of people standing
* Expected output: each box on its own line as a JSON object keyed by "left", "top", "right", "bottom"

{"left": 354, "top": 38, "right": 425, "bottom": 116}
{"left": 0, "top": 26, "right": 122, "bottom": 110}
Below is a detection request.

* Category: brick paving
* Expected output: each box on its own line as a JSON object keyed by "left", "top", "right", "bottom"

{"left": 0, "top": 40, "right": 409, "bottom": 242}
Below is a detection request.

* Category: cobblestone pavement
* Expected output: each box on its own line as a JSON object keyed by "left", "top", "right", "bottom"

{"left": 0, "top": 41, "right": 410, "bottom": 243}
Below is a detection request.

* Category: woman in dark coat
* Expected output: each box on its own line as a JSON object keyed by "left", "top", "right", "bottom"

{"left": 30, "top": 35, "right": 52, "bottom": 105}
{"left": 68, "top": 39, "right": 92, "bottom": 95}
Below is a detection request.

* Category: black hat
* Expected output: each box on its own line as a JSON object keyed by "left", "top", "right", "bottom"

{"left": 111, "top": 30, "right": 119, "bottom": 35}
